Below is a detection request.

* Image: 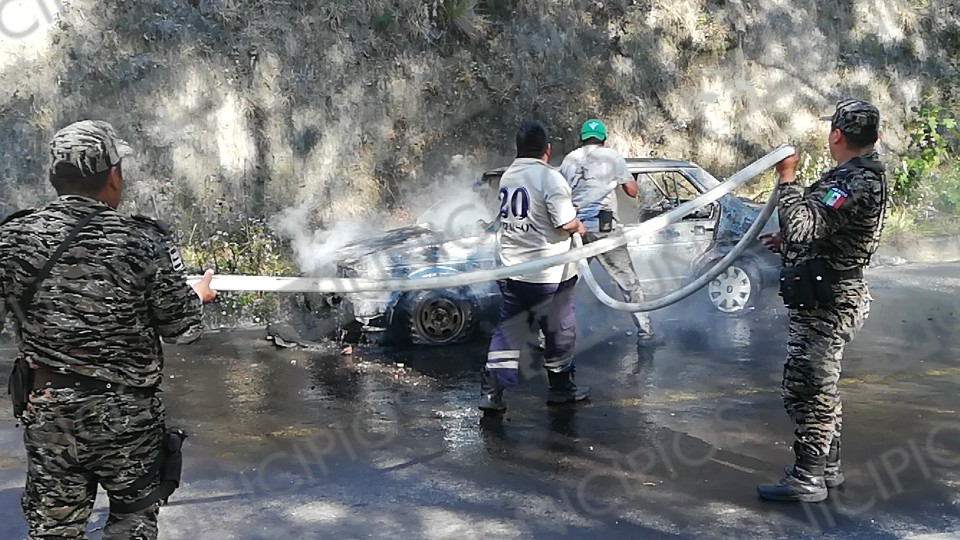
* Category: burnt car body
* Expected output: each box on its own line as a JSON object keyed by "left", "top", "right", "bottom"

{"left": 333, "top": 158, "right": 781, "bottom": 346}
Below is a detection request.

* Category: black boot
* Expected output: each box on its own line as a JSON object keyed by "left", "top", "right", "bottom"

{"left": 825, "top": 438, "right": 844, "bottom": 488}
{"left": 636, "top": 332, "right": 665, "bottom": 348}
{"left": 546, "top": 369, "right": 590, "bottom": 405}
{"left": 478, "top": 370, "right": 506, "bottom": 413}
{"left": 757, "top": 443, "right": 828, "bottom": 503}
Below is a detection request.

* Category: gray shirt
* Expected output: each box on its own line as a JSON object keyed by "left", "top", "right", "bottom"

{"left": 559, "top": 145, "right": 632, "bottom": 233}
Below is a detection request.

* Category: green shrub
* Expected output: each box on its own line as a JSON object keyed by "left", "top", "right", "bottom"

{"left": 441, "top": 0, "right": 487, "bottom": 40}
{"left": 930, "top": 165, "right": 960, "bottom": 214}
{"left": 180, "top": 218, "right": 300, "bottom": 326}
{"left": 892, "top": 104, "right": 959, "bottom": 206}
{"left": 371, "top": 10, "right": 394, "bottom": 34}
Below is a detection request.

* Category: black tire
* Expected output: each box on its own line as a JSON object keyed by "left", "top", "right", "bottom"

{"left": 701, "top": 258, "right": 762, "bottom": 316}
{"left": 393, "top": 289, "right": 478, "bottom": 346}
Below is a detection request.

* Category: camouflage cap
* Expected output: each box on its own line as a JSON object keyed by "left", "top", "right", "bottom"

{"left": 820, "top": 99, "right": 880, "bottom": 138}
{"left": 49, "top": 120, "right": 133, "bottom": 177}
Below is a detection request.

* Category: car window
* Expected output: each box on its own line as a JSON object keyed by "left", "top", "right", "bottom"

{"left": 640, "top": 171, "right": 700, "bottom": 202}
{"left": 627, "top": 170, "right": 716, "bottom": 222}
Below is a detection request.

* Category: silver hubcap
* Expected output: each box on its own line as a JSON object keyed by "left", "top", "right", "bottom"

{"left": 708, "top": 266, "right": 753, "bottom": 313}
{"left": 414, "top": 297, "right": 466, "bottom": 343}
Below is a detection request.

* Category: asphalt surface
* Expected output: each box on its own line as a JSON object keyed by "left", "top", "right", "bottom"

{"left": 1, "top": 262, "right": 959, "bottom": 539}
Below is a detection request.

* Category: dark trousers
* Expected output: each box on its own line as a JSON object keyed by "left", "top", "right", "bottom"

{"left": 20, "top": 388, "right": 165, "bottom": 540}
{"left": 486, "top": 277, "right": 578, "bottom": 386}
{"left": 783, "top": 280, "right": 870, "bottom": 458}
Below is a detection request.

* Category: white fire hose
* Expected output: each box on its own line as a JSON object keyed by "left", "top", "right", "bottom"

{"left": 187, "top": 145, "right": 794, "bottom": 311}
{"left": 573, "top": 173, "right": 779, "bottom": 311}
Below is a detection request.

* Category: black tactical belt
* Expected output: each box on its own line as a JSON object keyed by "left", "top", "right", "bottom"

{"left": 32, "top": 367, "right": 157, "bottom": 397}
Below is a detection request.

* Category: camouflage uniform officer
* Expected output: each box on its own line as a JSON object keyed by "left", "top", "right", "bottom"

{"left": 0, "top": 120, "right": 217, "bottom": 539}
{"left": 757, "top": 100, "right": 886, "bottom": 502}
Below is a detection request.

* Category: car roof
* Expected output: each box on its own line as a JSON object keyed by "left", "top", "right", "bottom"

{"left": 623, "top": 157, "right": 698, "bottom": 169}
{"left": 479, "top": 158, "right": 700, "bottom": 181}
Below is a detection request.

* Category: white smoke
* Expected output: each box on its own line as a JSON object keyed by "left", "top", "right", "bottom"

{"left": 272, "top": 154, "right": 497, "bottom": 276}
{"left": 269, "top": 205, "right": 373, "bottom": 276}
{"left": 405, "top": 154, "right": 495, "bottom": 238}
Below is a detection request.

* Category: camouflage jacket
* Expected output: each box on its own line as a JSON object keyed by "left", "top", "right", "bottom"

{"left": 0, "top": 195, "right": 203, "bottom": 388}
{"left": 778, "top": 151, "right": 887, "bottom": 271}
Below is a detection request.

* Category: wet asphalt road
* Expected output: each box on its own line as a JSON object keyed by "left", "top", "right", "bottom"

{"left": 1, "top": 262, "right": 959, "bottom": 539}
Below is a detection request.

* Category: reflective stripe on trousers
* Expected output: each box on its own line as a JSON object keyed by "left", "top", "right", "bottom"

{"left": 486, "top": 277, "right": 578, "bottom": 386}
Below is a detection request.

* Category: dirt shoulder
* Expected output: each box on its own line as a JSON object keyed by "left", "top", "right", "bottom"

{"left": 877, "top": 233, "right": 960, "bottom": 264}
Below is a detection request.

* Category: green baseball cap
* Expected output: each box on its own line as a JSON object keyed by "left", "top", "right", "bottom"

{"left": 580, "top": 119, "right": 607, "bottom": 141}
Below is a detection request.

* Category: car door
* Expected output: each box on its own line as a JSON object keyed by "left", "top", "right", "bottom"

{"left": 619, "top": 170, "right": 718, "bottom": 292}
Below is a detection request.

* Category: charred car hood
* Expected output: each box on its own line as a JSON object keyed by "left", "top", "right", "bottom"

{"left": 714, "top": 194, "right": 779, "bottom": 246}
{"left": 333, "top": 225, "right": 437, "bottom": 261}
{"left": 334, "top": 225, "right": 496, "bottom": 276}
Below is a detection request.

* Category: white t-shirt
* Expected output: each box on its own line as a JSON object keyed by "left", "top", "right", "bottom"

{"left": 559, "top": 145, "right": 632, "bottom": 233}
{"left": 496, "top": 158, "right": 579, "bottom": 284}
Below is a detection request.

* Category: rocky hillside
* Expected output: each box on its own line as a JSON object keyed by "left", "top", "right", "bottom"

{"left": 1, "top": 0, "right": 957, "bottom": 236}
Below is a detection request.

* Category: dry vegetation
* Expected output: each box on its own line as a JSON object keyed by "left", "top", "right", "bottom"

{"left": 0, "top": 0, "right": 957, "bottom": 248}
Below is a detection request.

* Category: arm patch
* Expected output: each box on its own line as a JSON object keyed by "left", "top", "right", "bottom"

{"left": 166, "top": 245, "right": 186, "bottom": 271}
{"left": 821, "top": 188, "right": 849, "bottom": 210}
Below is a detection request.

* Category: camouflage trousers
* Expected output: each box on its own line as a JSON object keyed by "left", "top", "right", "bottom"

{"left": 582, "top": 231, "right": 654, "bottom": 335}
{"left": 783, "top": 279, "right": 872, "bottom": 458}
{"left": 19, "top": 387, "right": 165, "bottom": 540}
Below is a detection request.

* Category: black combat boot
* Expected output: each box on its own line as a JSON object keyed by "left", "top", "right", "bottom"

{"left": 546, "top": 368, "right": 590, "bottom": 405}
{"left": 825, "top": 438, "right": 844, "bottom": 488}
{"left": 757, "top": 443, "right": 828, "bottom": 503}
{"left": 636, "top": 332, "right": 665, "bottom": 349}
{"left": 478, "top": 370, "right": 506, "bottom": 414}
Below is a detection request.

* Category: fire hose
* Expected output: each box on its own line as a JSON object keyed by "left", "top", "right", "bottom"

{"left": 186, "top": 144, "right": 794, "bottom": 312}
{"left": 573, "top": 171, "right": 779, "bottom": 311}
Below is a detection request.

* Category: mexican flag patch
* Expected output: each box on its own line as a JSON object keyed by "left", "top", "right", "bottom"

{"left": 821, "top": 188, "right": 849, "bottom": 210}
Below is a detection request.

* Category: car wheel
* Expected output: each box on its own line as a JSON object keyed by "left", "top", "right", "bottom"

{"left": 395, "top": 289, "right": 477, "bottom": 346}
{"left": 705, "top": 261, "right": 761, "bottom": 315}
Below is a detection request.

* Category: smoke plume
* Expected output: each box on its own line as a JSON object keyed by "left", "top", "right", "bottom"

{"left": 271, "top": 154, "right": 497, "bottom": 276}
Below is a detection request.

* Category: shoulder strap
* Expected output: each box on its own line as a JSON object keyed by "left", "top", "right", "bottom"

{"left": 130, "top": 214, "right": 172, "bottom": 235}
{"left": 13, "top": 207, "right": 109, "bottom": 322}
{"left": 0, "top": 209, "right": 35, "bottom": 227}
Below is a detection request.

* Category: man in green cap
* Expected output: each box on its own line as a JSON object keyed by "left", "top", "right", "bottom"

{"left": 558, "top": 119, "right": 661, "bottom": 346}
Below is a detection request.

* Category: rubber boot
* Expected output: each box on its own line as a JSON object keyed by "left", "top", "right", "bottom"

{"left": 757, "top": 443, "right": 828, "bottom": 503}
{"left": 546, "top": 369, "right": 590, "bottom": 405}
{"left": 478, "top": 370, "right": 506, "bottom": 414}
{"left": 825, "top": 438, "right": 844, "bottom": 488}
{"left": 636, "top": 332, "right": 665, "bottom": 348}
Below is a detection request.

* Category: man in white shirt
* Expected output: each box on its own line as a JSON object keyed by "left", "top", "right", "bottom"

{"left": 480, "top": 121, "right": 589, "bottom": 413}
{"left": 559, "top": 119, "right": 661, "bottom": 347}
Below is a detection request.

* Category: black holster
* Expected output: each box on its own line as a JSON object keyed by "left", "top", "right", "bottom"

{"left": 109, "top": 427, "right": 187, "bottom": 514}
{"left": 7, "top": 357, "right": 32, "bottom": 420}
{"left": 598, "top": 210, "right": 614, "bottom": 232}
{"left": 779, "top": 259, "right": 847, "bottom": 310}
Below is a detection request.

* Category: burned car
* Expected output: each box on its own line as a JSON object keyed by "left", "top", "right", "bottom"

{"left": 333, "top": 158, "right": 781, "bottom": 346}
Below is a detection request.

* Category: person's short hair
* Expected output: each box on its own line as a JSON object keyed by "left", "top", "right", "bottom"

{"left": 840, "top": 129, "right": 878, "bottom": 149}
{"left": 582, "top": 137, "right": 604, "bottom": 146}
{"left": 516, "top": 121, "right": 549, "bottom": 158}
{"left": 49, "top": 162, "right": 118, "bottom": 195}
